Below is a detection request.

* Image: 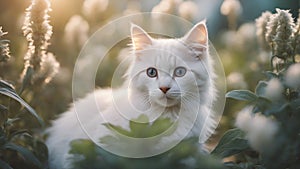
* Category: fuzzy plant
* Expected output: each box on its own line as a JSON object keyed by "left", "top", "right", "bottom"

{"left": 68, "top": 115, "right": 226, "bottom": 169}
{"left": 0, "top": 0, "right": 60, "bottom": 168}
{"left": 212, "top": 8, "right": 300, "bottom": 169}
{"left": 0, "top": 27, "right": 10, "bottom": 63}
{"left": 0, "top": 30, "right": 46, "bottom": 169}
{"left": 22, "top": 0, "right": 59, "bottom": 92}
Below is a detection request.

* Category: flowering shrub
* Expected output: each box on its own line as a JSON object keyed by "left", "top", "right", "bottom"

{"left": 213, "top": 9, "right": 300, "bottom": 169}
{"left": 0, "top": 0, "right": 58, "bottom": 168}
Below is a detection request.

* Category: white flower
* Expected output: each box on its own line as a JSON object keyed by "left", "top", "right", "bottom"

{"left": 247, "top": 113, "right": 278, "bottom": 152}
{"left": 235, "top": 106, "right": 253, "bottom": 132}
{"left": 236, "top": 106, "right": 279, "bottom": 153}
{"left": 178, "top": 1, "right": 198, "bottom": 21}
{"left": 220, "top": 31, "right": 237, "bottom": 49}
{"left": 285, "top": 63, "right": 300, "bottom": 89}
{"left": 221, "top": 23, "right": 256, "bottom": 51}
{"left": 64, "top": 15, "right": 89, "bottom": 48}
{"left": 255, "top": 11, "right": 272, "bottom": 50}
{"left": 220, "top": 0, "right": 242, "bottom": 17}
{"left": 123, "top": 1, "right": 141, "bottom": 15}
{"left": 227, "top": 72, "right": 248, "bottom": 89}
{"left": 151, "top": 0, "right": 181, "bottom": 14}
{"left": 39, "top": 52, "right": 60, "bottom": 84}
{"left": 82, "top": 0, "right": 109, "bottom": 20}
{"left": 265, "top": 78, "right": 284, "bottom": 101}
{"left": 235, "top": 23, "right": 256, "bottom": 51}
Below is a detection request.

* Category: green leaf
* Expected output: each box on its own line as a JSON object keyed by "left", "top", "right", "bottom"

{"left": 255, "top": 81, "right": 268, "bottom": 97}
{"left": 8, "top": 129, "right": 30, "bottom": 141}
{"left": 226, "top": 90, "right": 257, "bottom": 102}
{"left": 33, "top": 140, "right": 49, "bottom": 162}
{"left": 253, "top": 97, "right": 272, "bottom": 113}
{"left": 3, "top": 143, "right": 43, "bottom": 168}
{"left": 6, "top": 118, "right": 20, "bottom": 126}
{"left": 224, "top": 162, "right": 244, "bottom": 169}
{"left": 291, "top": 98, "right": 300, "bottom": 111}
{"left": 224, "top": 162, "right": 262, "bottom": 169}
{"left": 0, "top": 80, "right": 15, "bottom": 92}
{"left": 103, "top": 115, "right": 174, "bottom": 138}
{"left": 211, "top": 128, "right": 249, "bottom": 158}
{"left": 0, "top": 104, "right": 8, "bottom": 126}
{"left": 99, "top": 135, "right": 119, "bottom": 145}
{"left": 150, "top": 118, "right": 174, "bottom": 135}
{"left": 19, "top": 66, "right": 34, "bottom": 94}
{"left": 103, "top": 123, "right": 132, "bottom": 137}
{"left": 0, "top": 87, "right": 44, "bottom": 126}
{"left": 0, "top": 159, "right": 13, "bottom": 169}
{"left": 69, "top": 139, "right": 97, "bottom": 159}
{"left": 129, "top": 115, "right": 150, "bottom": 137}
{"left": 263, "top": 71, "right": 278, "bottom": 79}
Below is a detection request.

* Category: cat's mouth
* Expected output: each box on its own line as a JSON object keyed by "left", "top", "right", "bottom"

{"left": 154, "top": 94, "right": 181, "bottom": 107}
{"left": 166, "top": 92, "right": 181, "bottom": 99}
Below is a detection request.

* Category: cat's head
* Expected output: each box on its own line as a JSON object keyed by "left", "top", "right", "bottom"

{"left": 128, "top": 21, "right": 212, "bottom": 108}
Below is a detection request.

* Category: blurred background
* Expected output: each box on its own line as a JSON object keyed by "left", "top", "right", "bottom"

{"left": 0, "top": 0, "right": 299, "bottom": 142}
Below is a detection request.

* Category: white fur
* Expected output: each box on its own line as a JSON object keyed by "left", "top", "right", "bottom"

{"left": 46, "top": 21, "right": 217, "bottom": 169}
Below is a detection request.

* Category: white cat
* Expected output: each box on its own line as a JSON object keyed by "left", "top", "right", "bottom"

{"left": 46, "top": 21, "right": 217, "bottom": 169}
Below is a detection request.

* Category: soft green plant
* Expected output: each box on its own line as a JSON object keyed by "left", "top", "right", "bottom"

{"left": 0, "top": 80, "right": 46, "bottom": 169}
{"left": 68, "top": 115, "right": 225, "bottom": 169}
{"left": 22, "top": 0, "right": 59, "bottom": 91}
{"left": 212, "top": 8, "right": 300, "bottom": 169}
{"left": 0, "top": 28, "right": 47, "bottom": 167}
{"left": 0, "top": 0, "right": 60, "bottom": 168}
{"left": 0, "top": 27, "right": 10, "bottom": 63}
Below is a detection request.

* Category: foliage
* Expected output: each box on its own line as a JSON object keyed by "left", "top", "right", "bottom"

{"left": 69, "top": 138, "right": 225, "bottom": 169}
{"left": 101, "top": 115, "right": 174, "bottom": 138}
{"left": 0, "top": 0, "right": 58, "bottom": 168}
{"left": 0, "top": 80, "right": 47, "bottom": 169}
{"left": 213, "top": 9, "right": 300, "bottom": 169}
{"left": 67, "top": 114, "right": 224, "bottom": 169}
{"left": 0, "top": 27, "right": 10, "bottom": 63}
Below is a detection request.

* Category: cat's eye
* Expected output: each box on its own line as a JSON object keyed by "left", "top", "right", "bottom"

{"left": 147, "top": 67, "right": 158, "bottom": 78}
{"left": 174, "top": 67, "right": 187, "bottom": 77}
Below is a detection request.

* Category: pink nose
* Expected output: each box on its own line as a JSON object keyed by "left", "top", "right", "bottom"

{"left": 159, "top": 87, "right": 170, "bottom": 94}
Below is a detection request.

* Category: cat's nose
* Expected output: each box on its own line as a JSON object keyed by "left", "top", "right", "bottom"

{"left": 159, "top": 87, "right": 170, "bottom": 94}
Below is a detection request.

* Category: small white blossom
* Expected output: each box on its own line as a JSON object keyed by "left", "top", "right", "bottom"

{"left": 235, "top": 23, "right": 256, "bottom": 51}
{"left": 178, "top": 1, "right": 198, "bottom": 21}
{"left": 220, "top": 0, "right": 242, "bottom": 16}
{"left": 21, "top": 0, "right": 58, "bottom": 85}
{"left": 236, "top": 106, "right": 279, "bottom": 153}
{"left": 285, "top": 63, "right": 300, "bottom": 89}
{"left": 235, "top": 106, "right": 253, "bottom": 132}
{"left": 151, "top": 0, "right": 181, "bottom": 14}
{"left": 39, "top": 53, "right": 60, "bottom": 84}
{"left": 227, "top": 72, "right": 248, "bottom": 89}
{"left": 220, "top": 0, "right": 242, "bottom": 29}
{"left": 22, "top": 0, "right": 52, "bottom": 71}
{"left": 266, "top": 9, "right": 295, "bottom": 59}
{"left": 248, "top": 113, "right": 278, "bottom": 152}
{"left": 265, "top": 78, "right": 284, "bottom": 101}
{"left": 82, "top": 0, "right": 109, "bottom": 20}
{"left": 255, "top": 11, "right": 272, "bottom": 50}
{"left": 64, "top": 15, "right": 89, "bottom": 48}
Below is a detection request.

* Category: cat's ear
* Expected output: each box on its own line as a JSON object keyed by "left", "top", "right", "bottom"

{"left": 130, "top": 23, "right": 152, "bottom": 51}
{"left": 183, "top": 20, "right": 208, "bottom": 46}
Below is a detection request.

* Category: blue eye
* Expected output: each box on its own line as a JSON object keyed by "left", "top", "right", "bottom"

{"left": 147, "top": 67, "right": 157, "bottom": 78}
{"left": 174, "top": 67, "right": 186, "bottom": 77}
